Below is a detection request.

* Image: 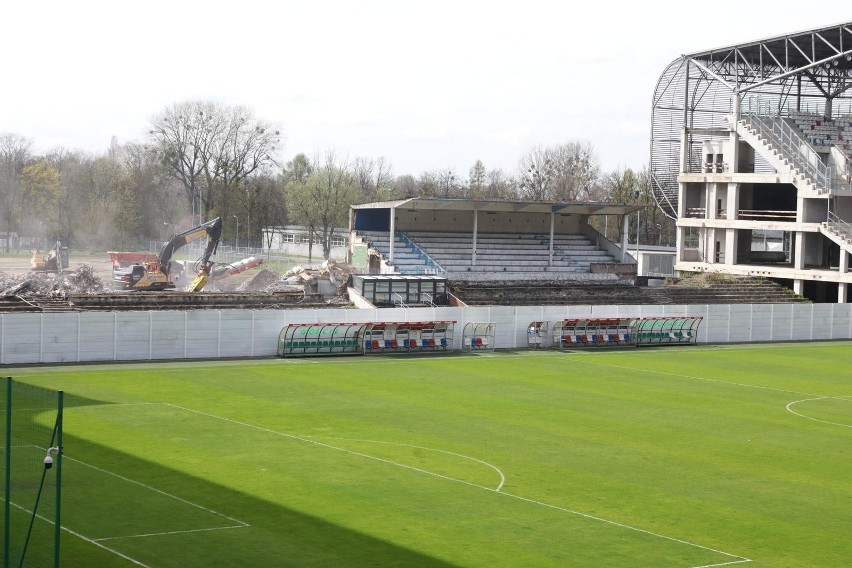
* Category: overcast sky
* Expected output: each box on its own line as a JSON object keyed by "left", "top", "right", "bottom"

{"left": 3, "top": 2, "right": 849, "bottom": 179}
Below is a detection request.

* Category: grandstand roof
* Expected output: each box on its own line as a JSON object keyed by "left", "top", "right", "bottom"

{"left": 352, "top": 198, "right": 643, "bottom": 216}
{"left": 684, "top": 21, "right": 852, "bottom": 92}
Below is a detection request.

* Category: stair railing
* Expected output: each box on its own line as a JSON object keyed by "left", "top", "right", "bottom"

{"left": 740, "top": 112, "right": 833, "bottom": 193}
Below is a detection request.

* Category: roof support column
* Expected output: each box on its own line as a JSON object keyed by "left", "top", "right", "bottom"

{"left": 472, "top": 210, "right": 478, "bottom": 266}
{"left": 389, "top": 206, "right": 395, "bottom": 264}
{"left": 549, "top": 212, "right": 555, "bottom": 266}
{"left": 621, "top": 214, "right": 629, "bottom": 263}
{"left": 729, "top": 94, "right": 741, "bottom": 174}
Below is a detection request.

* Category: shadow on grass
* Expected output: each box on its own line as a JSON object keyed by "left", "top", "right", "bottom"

{"left": 48, "top": 393, "right": 461, "bottom": 568}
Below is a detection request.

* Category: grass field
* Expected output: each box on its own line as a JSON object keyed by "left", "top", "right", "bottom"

{"left": 4, "top": 341, "right": 852, "bottom": 567}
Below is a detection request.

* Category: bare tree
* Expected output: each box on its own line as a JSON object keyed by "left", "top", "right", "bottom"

{"left": 485, "top": 168, "right": 516, "bottom": 200}
{"left": 353, "top": 156, "right": 393, "bottom": 202}
{"left": 468, "top": 160, "right": 487, "bottom": 198}
{"left": 392, "top": 174, "right": 419, "bottom": 199}
{"left": 517, "top": 145, "right": 552, "bottom": 201}
{"left": 149, "top": 101, "right": 282, "bottom": 224}
{"left": 549, "top": 141, "right": 600, "bottom": 202}
{"left": 0, "top": 133, "right": 33, "bottom": 252}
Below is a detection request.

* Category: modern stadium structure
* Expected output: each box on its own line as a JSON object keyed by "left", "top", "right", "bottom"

{"left": 651, "top": 21, "right": 852, "bottom": 302}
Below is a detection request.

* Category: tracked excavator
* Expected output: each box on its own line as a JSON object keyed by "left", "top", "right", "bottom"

{"left": 115, "top": 217, "right": 223, "bottom": 291}
{"left": 31, "top": 240, "right": 69, "bottom": 272}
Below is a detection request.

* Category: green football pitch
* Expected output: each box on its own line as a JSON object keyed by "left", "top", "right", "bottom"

{"left": 5, "top": 341, "right": 852, "bottom": 567}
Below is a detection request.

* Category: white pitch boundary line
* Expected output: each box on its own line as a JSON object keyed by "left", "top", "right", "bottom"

{"left": 164, "top": 402, "right": 750, "bottom": 567}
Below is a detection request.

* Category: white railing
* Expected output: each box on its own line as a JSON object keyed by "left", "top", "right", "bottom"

{"left": 740, "top": 112, "right": 833, "bottom": 193}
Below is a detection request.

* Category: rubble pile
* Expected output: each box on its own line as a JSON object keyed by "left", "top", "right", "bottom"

{"left": 0, "top": 265, "right": 106, "bottom": 297}
{"left": 236, "top": 268, "right": 294, "bottom": 292}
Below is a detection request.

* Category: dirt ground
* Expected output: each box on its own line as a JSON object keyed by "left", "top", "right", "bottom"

{"left": 0, "top": 253, "right": 114, "bottom": 280}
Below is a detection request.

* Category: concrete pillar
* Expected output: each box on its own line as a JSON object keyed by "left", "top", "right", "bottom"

{"left": 840, "top": 249, "right": 848, "bottom": 274}
{"left": 729, "top": 94, "right": 741, "bottom": 173}
{"left": 708, "top": 183, "right": 718, "bottom": 219}
{"left": 548, "top": 212, "right": 555, "bottom": 266}
{"left": 794, "top": 232, "right": 805, "bottom": 270}
{"left": 472, "top": 210, "right": 478, "bottom": 267}
{"left": 621, "top": 214, "right": 629, "bottom": 263}
{"left": 794, "top": 279, "right": 804, "bottom": 296}
{"left": 388, "top": 206, "right": 395, "bottom": 263}
{"left": 838, "top": 282, "right": 848, "bottom": 303}
{"left": 725, "top": 228, "right": 737, "bottom": 265}
{"left": 727, "top": 183, "right": 739, "bottom": 220}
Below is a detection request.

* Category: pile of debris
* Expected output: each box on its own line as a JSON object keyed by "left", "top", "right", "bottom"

{"left": 235, "top": 260, "right": 357, "bottom": 296}
{"left": 236, "top": 268, "right": 302, "bottom": 293}
{"left": 0, "top": 265, "right": 106, "bottom": 297}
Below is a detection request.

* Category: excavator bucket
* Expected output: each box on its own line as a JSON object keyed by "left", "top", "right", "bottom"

{"left": 187, "top": 271, "right": 211, "bottom": 292}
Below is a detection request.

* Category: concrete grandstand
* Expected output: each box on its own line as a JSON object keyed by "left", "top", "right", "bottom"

{"left": 346, "top": 198, "right": 804, "bottom": 307}
{"left": 651, "top": 21, "right": 852, "bottom": 303}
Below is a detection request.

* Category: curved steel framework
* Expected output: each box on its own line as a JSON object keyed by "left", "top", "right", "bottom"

{"left": 651, "top": 22, "right": 852, "bottom": 219}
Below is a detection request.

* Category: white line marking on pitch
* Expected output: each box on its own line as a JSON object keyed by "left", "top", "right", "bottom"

{"left": 164, "top": 402, "right": 750, "bottom": 567}
{"left": 785, "top": 397, "right": 852, "bottom": 429}
{"left": 5, "top": 500, "right": 152, "bottom": 568}
{"left": 579, "top": 360, "right": 825, "bottom": 397}
{"left": 62, "top": 454, "right": 250, "bottom": 541}
{"left": 307, "top": 436, "right": 505, "bottom": 492}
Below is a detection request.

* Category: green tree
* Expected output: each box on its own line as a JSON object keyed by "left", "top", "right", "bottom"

{"left": 20, "top": 161, "right": 64, "bottom": 243}
{"left": 286, "top": 152, "right": 361, "bottom": 260}
{"left": 0, "top": 133, "right": 33, "bottom": 252}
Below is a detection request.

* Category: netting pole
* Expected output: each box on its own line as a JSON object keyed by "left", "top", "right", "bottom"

{"left": 4, "top": 377, "right": 11, "bottom": 568}
{"left": 53, "top": 391, "right": 63, "bottom": 568}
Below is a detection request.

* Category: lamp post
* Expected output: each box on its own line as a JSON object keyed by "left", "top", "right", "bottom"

{"left": 233, "top": 215, "right": 239, "bottom": 249}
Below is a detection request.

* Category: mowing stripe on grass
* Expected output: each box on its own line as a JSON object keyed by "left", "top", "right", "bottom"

{"left": 165, "top": 402, "right": 751, "bottom": 567}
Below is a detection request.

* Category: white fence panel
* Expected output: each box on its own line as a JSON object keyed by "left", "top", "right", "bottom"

{"left": 770, "top": 304, "right": 794, "bottom": 341}
{"left": 1, "top": 314, "right": 42, "bottom": 364}
{"left": 219, "top": 311, "right": 256, "bottom": 358}
{"left": 150, "top": 312, "right": 189, "bottom": 360}
{"left": 2, "top": 303, "right": 852, "bottom": 365}
{"left": 830, "top": 303, "right": 852, "bottom": 339}
{"left": 811, "top": 304, "right": 835, "bottom": 340}
{"left": 705, "top": 305, "right": 732, "bottom": 343}
{"left": 80, "top": 313, "right": 119, "bottom": 362}
{"left": 41, "top": 313, "right": 79, "bottom": 363}
{"left": 728, "top": 305, "right": 753, "bottom": 343}
{"left": 116, "top": 313, "right": 154, "bottom": 361}
{"left": 790, "top": 304, "right": 815, "bottom": 341}
{"left": 185, "top": 311, "right": 224, "bottom": 359}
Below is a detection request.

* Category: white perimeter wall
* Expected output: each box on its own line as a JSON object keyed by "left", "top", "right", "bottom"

{"left": 1, "top": 303, "right": 850, "bottom": 365}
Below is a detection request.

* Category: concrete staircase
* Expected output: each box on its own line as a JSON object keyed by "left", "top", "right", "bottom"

{"left": 451, "top": 275, "right": 808, "bottom": 306}
{"left": 733, "top": 114, "right": 827, "bottom": 195}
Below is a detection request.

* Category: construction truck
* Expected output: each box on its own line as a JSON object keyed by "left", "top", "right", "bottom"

{"left": 114, "top": 217, "right": 223, "bottom": 291}
{"left": 31, "top": 241, "right": 69, "bottom": 272}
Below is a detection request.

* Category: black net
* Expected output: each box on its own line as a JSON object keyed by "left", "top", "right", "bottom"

{"left": 0, "top": 378, "right": 63, "bottom": 568}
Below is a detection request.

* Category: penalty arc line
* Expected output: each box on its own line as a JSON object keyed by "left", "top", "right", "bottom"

{"left": 306, "top": 436, "right": 505, "bottom": 492}
{"left": 164, "top": 402, "right": 751, "bottom": 566}
{"left": 785, "top": 397, "right": 852, "bottom": 429}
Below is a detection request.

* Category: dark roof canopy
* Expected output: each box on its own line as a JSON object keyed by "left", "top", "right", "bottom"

{"left": 352, "top": 198, "right": 643, "bottom": 217}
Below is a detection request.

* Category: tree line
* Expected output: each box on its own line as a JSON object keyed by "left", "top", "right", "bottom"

{"left": 0, "top": 100, "right": 672, "bottom": 258}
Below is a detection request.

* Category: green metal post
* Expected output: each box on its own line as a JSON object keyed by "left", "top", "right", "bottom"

{"left": 4, "top": 378, "right": 11, "bottom": 568}
{"left": 54, "top": 391, "right": 63, "bottom": 568}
